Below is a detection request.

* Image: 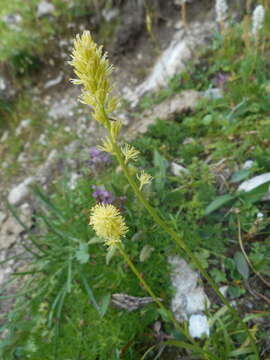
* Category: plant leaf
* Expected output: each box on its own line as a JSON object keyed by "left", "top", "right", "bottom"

{"left": 153, "top": 150, "right": 169, "bottom": 192}
{"left": 75, "top": 243, "right": 90, "bottom": 264}
{"left": 99, "top": 294, "right": 111, "bottom": 317}
{"left": 234, "top": 252, "right": 249, "bottom": 280}
{"left": 106, "top": 246, "right": 117, "bottom": 265}
{"left": 205, "top": 194, "right": 236, "bottom": 215}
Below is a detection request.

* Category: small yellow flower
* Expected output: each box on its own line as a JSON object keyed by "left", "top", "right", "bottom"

{"left": 137, "top": 170, "right": 153, "bottom": 190}
{"left": 89, "top": 204, "right": 128, "bottom": 248}
{"left": 97, "top": 137, "right": 115, "bottom": 154}
{"left": 121, "top": 144, "right": 140, "bottom": 164}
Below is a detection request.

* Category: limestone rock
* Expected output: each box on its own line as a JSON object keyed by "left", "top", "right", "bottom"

{"left": 189, "top": 314, "right": 210, "bottom": 338}
{"left": 127, "top": 90, "right": 201, "bottom": 139}
{"left": 8, "top": 177, "right": 36, "bottom": 206}
{"left": 169, "top": 256, "right": 210, "bottom": 322}
{"left": 171, "top": 162, "right": 189, "bottom": 177}
{"left": 124, "top": 14, "right": 215, "bottom": 107}
{"left": 37, "top": 1, "right": 55, "bottom": 17}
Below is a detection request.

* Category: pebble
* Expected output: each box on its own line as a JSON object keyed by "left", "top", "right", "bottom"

{"left": 8, "top": 177, "right": 36, "bottom": 206}
{"left": 189, "top": 314, "right": 210, "bottom": 339}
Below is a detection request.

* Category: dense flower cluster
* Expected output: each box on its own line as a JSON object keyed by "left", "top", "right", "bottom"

{"left": 70, "top": 31, "right": 119, "bottom": 125}
{"left": 89, "top": 204, "right": 128, "bottom": 248}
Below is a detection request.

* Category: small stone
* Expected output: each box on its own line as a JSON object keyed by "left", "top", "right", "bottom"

{"left": 169, "top": 256, "right": 210, "bottom": 321}
{"left": 0, "top": 211, "right": 7, "bottom": 225}
{"left": 171, "top": 162, "right": 189, "bottom": 177}
{"left": 37, "top": 1, "right": 55, "bottom": 17}
{"left": 203, "top": 88, "right": 223, "bottom": 100}
{"left": 0, "top": 130, "right": 9, "bottom": 142}
{"left": 15, "top": 119, "right": 31, "bottom": 136}
{"left": 219, "top": 285, "right": 229, "bottom": 297}
{"left": 44, "top": 73, "right": 63, "bottom": 89}
{"left": 2, "top": 13, "right": 22, "bottom": 30}
{"left": 189, "top": 314, "right": 210, "bottom": 339}
{"left": 101, "top": 7, "right": 119, "bottom": 22}
{"left": 0, "top": 77, "right": 7, "bottom": 91}
{"left": 38, "top": 133, "right": 47, "bottom": 146}
{"left": 17, "top": 152, "right": 28, "bottom": 164}
{"left": 0, "top": 217, "right": 24, "bottom": 249}
{"left": 243, "top": 160, "right": 254, "bottom": 170}
{"left": 8, "top": 177, "right": 36, "bottom": 206}
{"left": 68, "top": 173, "right": 81, "bottom": 190}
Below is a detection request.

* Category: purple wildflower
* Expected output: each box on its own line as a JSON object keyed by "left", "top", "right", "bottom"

{"left": 92, "top": 185, "right": 115, "bottom": 204}
{"left": 88, "top": 147, "right": 111, "bottom": 168}
{"left": 213, "top": 72, "right": 229, "bottom": 89}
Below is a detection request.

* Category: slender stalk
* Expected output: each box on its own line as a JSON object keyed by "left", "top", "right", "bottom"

{"left": 117, "top": 243, "right": 178, "bottom": 329}
{"left": 111, "top": 140, "right": 259, "bottom": 358}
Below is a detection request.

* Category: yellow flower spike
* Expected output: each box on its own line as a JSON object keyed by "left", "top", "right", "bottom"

{"left": 137, "top": 170, "right": 153, "bottom": 190}
{"left": 110, "top": 119, "right": 123, "bottom": 141}
{"left": 97, "top": 137, "right": 115, "bottom": 154}
{"left": 69, "top": 30, "right": 119, "bottom": 126}
{"left": 89, "top": 204, "right": 128, "bottom": 248}
{"left": 121, "top": 144, "right": 140, "bottom": 164}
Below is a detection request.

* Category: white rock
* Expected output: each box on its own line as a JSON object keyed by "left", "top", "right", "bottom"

{"left": 238, "top": 173, "right": 270, "bottom": 201}
{"left": 0, "top": 211, "right": 7, "bottom": 225}
{"left": 8, "top": 177, "right": 36, "bottom": 206}
{"left": 37, "top": 1, "right": 55, "bottom": 17}
{"left": 169, "top": 256, "right": 210, "bottom": 321}
{"left": 68, "top": 173, "right": 81, "bottom": 190}
{"left": 38, "top": 133, "right": 47, "bottom": 146}
{"left": 44, "top": 73, "right": 63, "bottom": 89}
{"left": 189, "top": 314, "right": 210, "bottom": 338}
{"left": 101, "top": 7, "right": 119, "bottom": 22}
{"left": 15, "top": 119, "right": 31, "bottom": 136}
{"left": 203, "top": 88, "right": 223, "bottom": 100}
{"left": 0, "top": 77, "right": 7, "bottom": 91}
{"left": 0, "top": 130, "right": 9, "bottom": 142}
{"left": 243, "top": 160, "right": 254, "bottom": 170}
{"left": 171, "top": 162, "right": 189, "bottom": 177}
{"left": 124, "top": 16, "right": 215, "bottom": 107}
{"left": 219, "top": 285, "right": 229, "bottom": 297}
{"left": 2, "top": 13, "right": 22, "bottom": 30}
{"left": 17, "top": 152, "right": 28, "bottom": 164}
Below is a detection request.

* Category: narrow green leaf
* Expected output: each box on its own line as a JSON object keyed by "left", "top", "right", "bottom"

{"left": 81, "top": 274, "right": 100, "bottom": 314}
{"left": 106, "top": 246, "right": 117, "bottom": 265}
{"left": 99, "top": 294, "right": 111, "bottom": 318}
{"left": 205, "top": 194, "right": 236, "bottom": 215}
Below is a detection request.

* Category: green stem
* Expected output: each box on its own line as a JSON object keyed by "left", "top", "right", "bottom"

{"left": 112, "top": 141, "right": 259, "bottom": 358}
{"left": 117, "top": 243, "right": 178, "bottom": 328}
